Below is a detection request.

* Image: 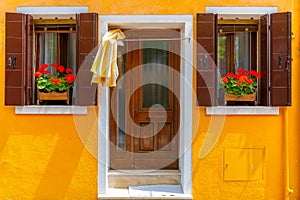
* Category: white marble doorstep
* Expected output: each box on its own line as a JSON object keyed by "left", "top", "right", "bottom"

{"left": 99, "top": 185, "right": 193, "bottom": 199}
{"left": 129, "top": 184, "right": 184, "bottom": 197}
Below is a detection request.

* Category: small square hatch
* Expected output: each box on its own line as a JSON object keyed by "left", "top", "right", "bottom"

{"left": 223, "top": 148, "right": 264, "bottom": 181}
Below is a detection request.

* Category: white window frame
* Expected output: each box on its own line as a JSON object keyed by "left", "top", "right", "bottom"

{"left": 98, "top": 15, "right": 193, "bottom": 196}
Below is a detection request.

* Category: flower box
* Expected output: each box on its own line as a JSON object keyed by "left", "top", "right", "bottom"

{"left": 226, "top": 91, "right": 256, "bottom": 101}
{"left": 37, "top": 90, "right": 70, "bottom": 105}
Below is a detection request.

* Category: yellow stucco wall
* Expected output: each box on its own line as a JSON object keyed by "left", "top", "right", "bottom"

{"left": 0, "top": 0, "right": 299, "bottom": 199}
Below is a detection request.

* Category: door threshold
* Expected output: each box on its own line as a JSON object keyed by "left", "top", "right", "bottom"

{"left": 108, "top": 169, "right": 180, "bottom": 175}
{"left": 108, "top": 170, "right": 181, "bottom": 188}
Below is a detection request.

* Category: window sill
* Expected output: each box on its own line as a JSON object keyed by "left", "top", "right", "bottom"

{"left": 15, "top": 106, "right": 87, "bottom": 115}
{"left": 206, "top": 106, "right": 279, "bottom": 115}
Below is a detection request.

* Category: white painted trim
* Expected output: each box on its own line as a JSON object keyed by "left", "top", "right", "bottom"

{"left": 15, "top": 106, "right": 87, "bottom": 114}
{"left": 206, "top": 6, "right": 278, "bottom": 19}
{"left": 206, "top": 106, "right": 279, "bottom": 115}
{"left": 98, "top": 86, "right": 110, "bottom": 194}
{"left": 206, "top": 6, "right": 277, "bottom": 15}
{"left": 17, "top": 6, "right": 88, "bottom": 14}
{"left": 98, "top": 15, "right": 193, "bottom": 196}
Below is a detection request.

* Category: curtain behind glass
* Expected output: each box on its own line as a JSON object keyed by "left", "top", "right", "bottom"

{"left": 67, "top": 33, "right": 76, "bottom": 72}
{"left": 234, "top": 32, "right": 250, "bottom": 72}
{"left": 39, "top": 33, "right": 57, "bottom": 74}
{"left": 142, "top": 41, "right": 169, "bottom": 108}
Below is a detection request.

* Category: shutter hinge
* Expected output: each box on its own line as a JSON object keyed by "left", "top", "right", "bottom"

{"left": 268, "top": 25, "right": 271, "bottom": 30}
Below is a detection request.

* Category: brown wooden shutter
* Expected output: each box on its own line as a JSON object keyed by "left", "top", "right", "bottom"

{"left": 196, "top": 13, "right": 218, "bottom": 106}
{"left": 25, "top": 14, "right": 33, "bottom": 105}
{"left": 260, "top": 14, "right": 270, "bottom": 106}
{"left": 5, "top": 13, "right": 26, "bottom": 105}
{"left": 75, "top": 13, "right": 98, "bottom": 105}
{"left": 270, "top": 12, "right": 292, "bottom": 106}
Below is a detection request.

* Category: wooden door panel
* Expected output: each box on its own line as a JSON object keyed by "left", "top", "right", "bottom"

{"left": 139, "top": 122, "right": 155, "bottom": 151}
{"left": 110, "top": 29, "right": 179, "bottom": 170}
{"left": 157, "top": 122, "right": 172, "bottom": 151}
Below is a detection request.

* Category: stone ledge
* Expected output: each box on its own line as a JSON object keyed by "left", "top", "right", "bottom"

{"left": 15, "top": 106, "right": 87, "bottom": 115}
{"left": 206, "top": 106, "right": 279, "bottom": 115}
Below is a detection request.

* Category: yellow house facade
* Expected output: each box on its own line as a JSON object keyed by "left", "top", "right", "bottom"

{"left": 0, "top": 0, "right": 299, "bottom": 199}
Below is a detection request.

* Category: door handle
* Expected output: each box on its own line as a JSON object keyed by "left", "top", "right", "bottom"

{"left": 8, "top": 54, "right": 17, "bottom": 69}
{"left": 8, "top": 57, "right": 12, "bottom": 67}
{"left": 13, "top": 55, "right": 16, "bottom": 69}
{"left": 204, "top": 55, "right": 208, "bottom": 69}
{"left": 278, "top": 54, "right": 282, "bottom": 69}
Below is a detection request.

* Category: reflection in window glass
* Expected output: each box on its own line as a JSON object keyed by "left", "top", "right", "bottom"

{"left": 117, "top": 47, "right": 126, "bottom": 151}
{"left": 234, "top": 32, "right": 250, "bottom": 72}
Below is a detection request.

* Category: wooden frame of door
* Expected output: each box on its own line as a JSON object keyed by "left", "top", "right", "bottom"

{"left": 109, "top": 29, "right": 181, "bottom": 170}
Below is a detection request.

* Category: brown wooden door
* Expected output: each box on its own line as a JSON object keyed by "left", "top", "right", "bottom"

{"left": 110, "top": 29, "right": 180, "bottom": 170}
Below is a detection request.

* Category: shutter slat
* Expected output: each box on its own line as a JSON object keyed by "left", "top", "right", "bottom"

{"left": 5, "top": 13, "right": 26, "bottom": 105}
{"left": 196, "top": 13, "right": 217, "bottom": 106}
{"left": 270, "top": 12, "right": 292, "bottom": 106}
{"left": 75, "top": 13, "right": 98, "bottom": 106}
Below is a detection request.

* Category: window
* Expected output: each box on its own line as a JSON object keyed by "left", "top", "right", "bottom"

{"left": 196, "top": 12, "right": 292, "bottom": 107}
{"left": 217, "top": 20, "right": 258, "bottom": 105}
{"left": 5, "top": 12, "right": 98, "bottom": 106}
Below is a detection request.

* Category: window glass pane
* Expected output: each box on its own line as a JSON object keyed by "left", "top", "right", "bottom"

{"left": 39, "top": 33, "right": 57, "bottom": 74}
{"left": 117, "top": 47, "right": 126, "bottom": 151}
{"left": 218, "top": 34, "right": 228, "bottom": 77}
{"left": 234, "top": 32, "right": 251, "bottom": 72}
{"left": 142, "top": 41, "right": 169, "bottom": 108}
{"left": 67, "top": 33, "right": 76, "bottom": 71}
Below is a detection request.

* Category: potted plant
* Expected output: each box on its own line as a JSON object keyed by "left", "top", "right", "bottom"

{"left": 34, "top": 63, "right": 76, "bottom": 105}
{"left": 220, "top": 68, "right": 261, "bottom": 102}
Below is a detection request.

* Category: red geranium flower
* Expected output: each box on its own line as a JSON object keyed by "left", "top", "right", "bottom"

{"left": 44, "top": 70, "right": 50, "bottom": 74}
{"left": 65, "top": 74, "right": 76, "bottom": 83}
{"left": 66, "top": 68, "right": 73, "bottom": 73}
{"left": 57, "top": 65, "right": 65, "bottom": 73}
{"left": 221, "top": 77, "right": 229, "bottom": 83}
{"left": 41, "top": 64, "right": 48, "bottom": 69}
{"left": 249, "top": 70, "right": 262, "bottom": 78}
{"left": 246, "top": 79, "right": 254, "bottom": 85}
{"left": 37, "top": 67, "right": 44, "bottom": 73}
{"left": 34, "top": 72, "right": 42, "bottom": 77}
{"left": 51, "top": 63, "right": 58, "bottom": 67}
{"left": 237, "top": 68, "right": 246, "bottom": 74}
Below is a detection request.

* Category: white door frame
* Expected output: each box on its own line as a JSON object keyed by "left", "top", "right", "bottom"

{"left": 97, "top": 15, "right": 193, "bottom": 196}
